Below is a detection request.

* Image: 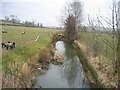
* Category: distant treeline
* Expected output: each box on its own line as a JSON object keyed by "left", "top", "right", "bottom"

{"left": 2, "top": 15, "right": 43, "bottom": 28}
{"left": 79, "top": 26, "right": 114, "bottom": 34}
{"left": 1, "top": 15, "right": 64, "bottom": 30}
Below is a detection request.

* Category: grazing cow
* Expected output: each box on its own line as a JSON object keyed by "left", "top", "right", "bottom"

{"left": 1, "top": 42, "right": 6, "bottom": 48}
{"left": 2, "top": 30, "right": 7, "bottom": 33}
{"left": 22, "top": 32, "right": 25, "bottom": 35}
{"left": 6, "top": 41, "right": 16, "bottom": 50}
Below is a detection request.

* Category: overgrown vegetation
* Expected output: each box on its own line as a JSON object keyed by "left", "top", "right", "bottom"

{"left": 1, "top": 0, "right": 119, "bottom": 88}
{"left": 78, "top": 32, "right": 117, "bottom": 60}
{"left": 2, "top": 25, "right": 62, "bottom": 88}
{"left": 75, "top": 1, "right": 119, "bottom": 88}
{"left": 78, "top": 32, "right": 118, "bottom": 88}
{"left": 61, "top": 1, "right": 82, "bottom": 43}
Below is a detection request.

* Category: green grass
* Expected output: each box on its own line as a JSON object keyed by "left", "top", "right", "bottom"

{"left": 2, "top": 25, "right": 62, "bottom": 67}
{"left": 1, "top": 21, "right": 21, "bottom": 26}
{"left": 78, "top": 32, "right": 117, "bottom": 60}
{"left": 78, "top": 32, "right": 118, "bottom": 88}
{"left": 2, "top": 25, "right": 61, "bottom": 47}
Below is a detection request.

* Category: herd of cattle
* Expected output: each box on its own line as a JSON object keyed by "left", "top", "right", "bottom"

{"left": 1, "top": 29, "right": 26, "bottom": 50}
{"left": 2, "top": 30, "right": 25, "bottom": 35}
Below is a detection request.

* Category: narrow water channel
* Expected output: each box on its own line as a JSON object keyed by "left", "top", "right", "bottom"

{"left": 34, "top": 41, "right": 90, "bottom": 88}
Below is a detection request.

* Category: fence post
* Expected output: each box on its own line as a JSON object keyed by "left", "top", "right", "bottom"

{"left": 35, "top": 36, "right": 40, "bottom": 42}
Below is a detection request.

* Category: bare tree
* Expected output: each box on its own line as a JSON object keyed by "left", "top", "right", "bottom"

{"left": 117, "top": 1, "right": 120, "bottom": 88}
{"left": 40, "top": 23, "right": 43, "bottom": 28}
{"left": 37, "top": 23, "right": 40, "bottom": 27}
{"left": 10, "top": 15, "right": 17, "bottom": 23}
{"left": 4, "top": 16, "right": 10, "bottom": 21}
{"left": 61, "top": 0, "right": 82, "bottom": 43}
{"left": 87, "top": 1, "right": 119, "bottom": 74}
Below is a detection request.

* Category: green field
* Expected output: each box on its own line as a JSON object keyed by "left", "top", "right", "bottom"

{"left": 1, "top": 25, "right": 117, "bottom": 65}
{"left": 1, "top": 25, "right": 62, "bottom": 66}
{"left": 2, "top": 26, "right": 61, "bottom": 48}
{"left": 78, "top": 31, "right": 117, "bottom": 65}
{"left": 1, "top": 25, "right": 63, "bottom": 88}
{"left": 1, "top": 25, "right": 117, "bottom": 68}
{"left": 1, "top": 25, "right": 118, "bottom": 88}
{"left": 1, "top": 20, "right": 21, "bottom": 26}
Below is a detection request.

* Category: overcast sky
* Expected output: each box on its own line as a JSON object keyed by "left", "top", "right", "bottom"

{"left": 1, "top": 0, "right": 120, "bottom": 27}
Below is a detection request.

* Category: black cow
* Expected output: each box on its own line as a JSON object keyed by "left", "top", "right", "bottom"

{"left": 1, "top": 42, "right": 6, "bottom": 48}
{"left": 6, "top": 41, "right": 16, "bottom": 50}
{"left": 2, "top": 30, "right": 7, "bottom": 33}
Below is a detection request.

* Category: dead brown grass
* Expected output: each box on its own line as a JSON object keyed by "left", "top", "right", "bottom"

{"left": 2, "top": 47, "right": 64, "bottom": 88}
{"left": 77, "top": 40, "right": 118, "bottom": 88}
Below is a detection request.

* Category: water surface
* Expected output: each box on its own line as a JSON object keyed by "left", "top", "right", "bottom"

{"left": 34, "top": 41, "right": 89, "bottom": 88}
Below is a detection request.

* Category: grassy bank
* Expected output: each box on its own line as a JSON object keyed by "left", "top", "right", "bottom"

{"left": 2, "top": 25, "right": 63, "bottom": 88}
{"left": 78, "top": 32, "right": 117, "bottom": 60}
{"left": 73, "top": 41, "right": 104, "bottom": 88}
{"left": 2, "top": 25, "right": 62, "bottom": 66}
{"left": 77, "top": 32, "right": 118, "bottom": 88}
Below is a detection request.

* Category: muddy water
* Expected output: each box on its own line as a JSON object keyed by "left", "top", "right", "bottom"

{"left": 34, "top": 41, "right": 90, "bottom": 88}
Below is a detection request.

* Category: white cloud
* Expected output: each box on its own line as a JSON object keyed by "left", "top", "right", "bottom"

{"left": 1, "top": 0, "right": 120, "bottom": 26}
{"left": 1, "top": 0, "right": 70, "bottom": 3}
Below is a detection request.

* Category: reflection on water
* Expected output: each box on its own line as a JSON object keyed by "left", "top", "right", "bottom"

{"left": 34, "top": 41, "right": 89, "bottom": 88}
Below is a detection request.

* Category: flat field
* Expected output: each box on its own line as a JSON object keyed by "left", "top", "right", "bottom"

{"left": 1, "top": 25, "right": 61, "bottom": 66}
{"left": 2, "top": 25, "right": 61, "bottom": 48}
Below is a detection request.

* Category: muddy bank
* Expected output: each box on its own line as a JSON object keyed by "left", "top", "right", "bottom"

{"left": 2, "top": 47, "right": 64, "bottom": 88}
